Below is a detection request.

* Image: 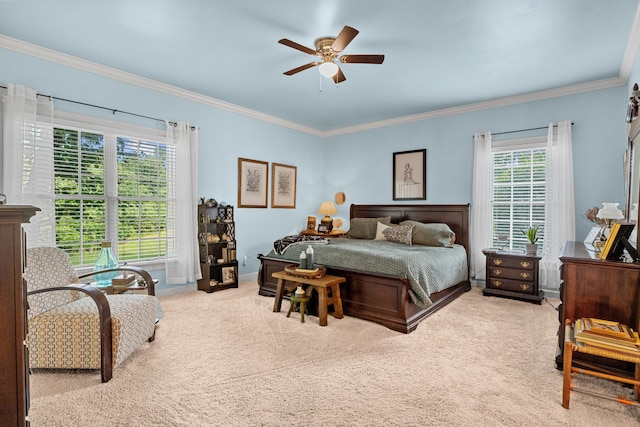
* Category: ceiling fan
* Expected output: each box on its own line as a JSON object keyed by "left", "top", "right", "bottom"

{"left": 278, "top": 26, "right": 385, "bottom": 84}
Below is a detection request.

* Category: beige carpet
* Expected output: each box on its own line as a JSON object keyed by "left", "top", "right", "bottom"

{"left": 29, "top": 282, "right": 640, "bottom": 426}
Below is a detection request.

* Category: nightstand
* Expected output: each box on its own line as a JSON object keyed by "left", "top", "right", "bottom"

{"left": 482, "top": 249, "right": 543, "bottom": 304}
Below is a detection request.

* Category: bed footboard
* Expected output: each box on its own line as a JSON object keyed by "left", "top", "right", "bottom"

{"left": 258, "top": 255, "right": 470, "bottom": 333}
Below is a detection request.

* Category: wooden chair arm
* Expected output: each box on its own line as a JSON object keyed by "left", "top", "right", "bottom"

{"left": 78, "top": 266, "right": 155, "bottom": 296}
{"left": 27, "top": 283, "right": 114, "bottom": 382}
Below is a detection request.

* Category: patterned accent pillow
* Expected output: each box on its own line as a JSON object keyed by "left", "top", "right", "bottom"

{"left": 383, "top": 224, "right": 414, "bottom": 245}
{"left": 347, "top": 216, "right": 392, "bottom": 239}
{"left": 400, "top": 221, "right": 456, "bottom": 247}
{"left": 374, "top": 222, "right": 390, "bottom": 240}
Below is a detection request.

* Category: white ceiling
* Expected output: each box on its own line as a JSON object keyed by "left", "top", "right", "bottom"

{"left": 1, "top": 0, "right": 639, "bottom": 134}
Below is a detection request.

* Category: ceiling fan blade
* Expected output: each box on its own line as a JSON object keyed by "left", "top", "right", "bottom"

{"left": 332, "top": 66, "right": 346, "bottom": 84}
{"left": 332, "top": 26, "right": 359, "bottom": 52}
{"left": 283, "top": 62, "right": 319, "bottom": 76}
{"left": 278, "top": 38, "right": 317, "bottom": 56}
{"left": 340, "top": 54, "right": 385, "bottom": 64}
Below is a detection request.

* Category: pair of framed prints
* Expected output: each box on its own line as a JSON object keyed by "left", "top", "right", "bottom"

{"left": 237, "top": 158, "right": 296, "bottom": 208}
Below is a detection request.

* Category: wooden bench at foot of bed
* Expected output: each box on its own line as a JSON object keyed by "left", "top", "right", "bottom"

{"left": 258, "top": 203, "right": 472, "bottom": 334}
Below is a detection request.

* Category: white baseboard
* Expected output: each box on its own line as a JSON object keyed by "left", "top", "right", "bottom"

{"left": 155, "top": 272, "right": 258, "bottom": 298}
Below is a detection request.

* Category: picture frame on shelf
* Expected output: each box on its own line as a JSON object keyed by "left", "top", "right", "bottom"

{"left": 393, "top": 149, "right": 426, "bottom": 200}
{"left": 222, "top": 266, "right": 236, "bottom": 284}
{"left": 238, "top": 158, "right": 268, "bottom": 208}
{"left": 271, "top": 162, "right": 297, "bottom": 208}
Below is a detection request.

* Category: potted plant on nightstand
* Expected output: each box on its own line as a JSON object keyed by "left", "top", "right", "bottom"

{"left": 521, "top": 226, "right": 540, "bottom": 255}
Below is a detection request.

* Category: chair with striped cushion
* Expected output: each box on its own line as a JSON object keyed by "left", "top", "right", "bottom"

{"left": 24, "top": 247, "right": 160, "bottom": 382}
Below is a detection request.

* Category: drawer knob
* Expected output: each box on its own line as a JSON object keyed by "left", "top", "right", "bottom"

{"left": 520, "top": 284, "right": 530, "bottom": 291}
{"left": 520, "top": 261, "right": 531, "bottom": 268}
{"left": 492, "top": 259, "right": 503, "bottom": 266}
{"left": 494, "top": 269, "right": 502, "bottom": 276}
{"left": 493, "top": 280, "right": 502, "bottom": 287}
{"left": 520, "top": 272, "right": 530, "bottom": 279}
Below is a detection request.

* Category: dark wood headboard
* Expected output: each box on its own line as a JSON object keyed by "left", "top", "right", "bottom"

{"left": 349, "top": 203, "right": 471, "bottom": 266}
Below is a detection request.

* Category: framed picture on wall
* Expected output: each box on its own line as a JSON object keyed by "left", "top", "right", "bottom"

{"left": 271, "top": 163, "right": 297, "bottom": 208}
{"left": 393, "top": 149, "right": 426, "bottom": 200}
{"left": 238, "top": 158, "right": 268, "bottom": 208}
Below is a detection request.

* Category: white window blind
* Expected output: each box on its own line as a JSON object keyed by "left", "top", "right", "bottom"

{"left": 52, "top": 118, "right": 176, "bottom": 267}
{"left": 491, "top": 137, "right": 546, "bottom": 252}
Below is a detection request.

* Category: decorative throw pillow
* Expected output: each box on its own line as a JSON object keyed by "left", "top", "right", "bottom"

{"left": 347, "top": 216, "right": 392, "bottom": 239}
{"left": 374, "top": 222, "right": 390, "bottom": 240}
{"left": 383, "top": 224, "right": 414, "bottom": 245}
{"left": 400, "top": 221, "right": 456, "bottom": 247}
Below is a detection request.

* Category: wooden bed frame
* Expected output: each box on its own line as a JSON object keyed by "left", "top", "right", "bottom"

{"left": 258, "top": 204, "right": 471, "bottom": 333}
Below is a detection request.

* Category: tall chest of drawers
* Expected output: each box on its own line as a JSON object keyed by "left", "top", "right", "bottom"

{"left": 482, "top": 249, "right": 543, "bottom": 304}
{"left": 0, "top": 205, "right": 39, "bottom": 426}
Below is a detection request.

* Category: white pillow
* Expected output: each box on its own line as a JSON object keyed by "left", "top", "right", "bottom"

{"left": 374, "top": 222, "right": 390, "bottom": 240}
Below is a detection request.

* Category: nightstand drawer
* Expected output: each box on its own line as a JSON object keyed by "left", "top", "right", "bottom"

{"left": 488, "top": 266, "right": 535, "bottom": 281}
{"left": 487, "top": 277, "right": 536, "bottom": 294}
{"left": 487, "top": 257, "right": 536, "bottom": 270}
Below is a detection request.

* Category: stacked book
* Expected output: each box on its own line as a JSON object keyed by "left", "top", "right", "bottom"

{"left": 574, "top": 317, "right": 640, "bottom": 357}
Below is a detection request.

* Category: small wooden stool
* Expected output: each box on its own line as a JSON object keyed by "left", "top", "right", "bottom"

{"left": 287, "top": 293, "right": 311, "bottom": 323}
{"left": 272, "top": 270, "right": 346, "bottom": 326}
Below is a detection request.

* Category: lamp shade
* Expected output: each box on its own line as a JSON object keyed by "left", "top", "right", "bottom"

{"left": 318, "top": 61, "right": 339, "bottom": 78}
{"left": 317, "top": 201, "right": 337, "bottom": 215}
{"left": 596, "top": 202, "right": 624, "bottom": 220}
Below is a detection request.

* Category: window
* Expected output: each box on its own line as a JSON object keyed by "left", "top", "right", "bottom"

{"left": 53, "top": 120, "right": 176, "bottom": 267}
{"left": 491, "top": 139, "right": 546, "bottom": 252}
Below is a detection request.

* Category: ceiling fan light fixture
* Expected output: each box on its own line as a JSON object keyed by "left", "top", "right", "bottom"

{"left": 319, "top": 60, "right": 339, "bottom": 78}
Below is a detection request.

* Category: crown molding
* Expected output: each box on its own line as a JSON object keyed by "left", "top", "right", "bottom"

{"left": 0, "top": 35, "right": 324, "bottom": 137}
{"left": 323, "top": 77, "right": 626, "bottom": 137}
{"left": 620, "top": 2, "right": 640, "bottom": 82}
{"left": 0, "top": 34, "right": 631, "bottom": 138}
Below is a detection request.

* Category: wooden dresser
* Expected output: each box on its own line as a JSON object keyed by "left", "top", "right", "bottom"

{"left": 0, "top": 205, "right": 39, "bottom": 426}
{"left": 482, "top": 249, "right": 543, "bottom": 303}
{"left": 557, "top": 241, "right": 640, "bottom": 376}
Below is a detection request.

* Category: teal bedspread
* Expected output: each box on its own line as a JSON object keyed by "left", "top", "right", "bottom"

{"left": 264, "top": 238, "right": 468, "bottom": 309}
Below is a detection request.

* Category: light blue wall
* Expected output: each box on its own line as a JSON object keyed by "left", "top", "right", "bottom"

{"left": 324, "top": 87, "right": 629, "bottom": 242}
{"left": 1, "top": 46, "right": 634, "bottom": 294}
{"left": 1, "top": 48, "right": 324, "bottom": 293}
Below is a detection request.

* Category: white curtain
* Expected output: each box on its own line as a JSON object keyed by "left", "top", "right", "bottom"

{"left": 165, "top": 121, "right": 201, "bottom": 284}
{"left": 470, "top": 131, "right": 493, "bottom": 280}
{"left": 541, "top": 120, "right": 575, "bottom": 290}
{"left": 1, "top": 84, "right": 55, "bottom": 247}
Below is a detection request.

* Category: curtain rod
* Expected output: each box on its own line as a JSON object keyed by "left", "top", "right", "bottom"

{"left": 491, "top": 121, "right": 574, "bottom": 136}
{"left": 0, "top": 84, "right": 166, "bottom": 124}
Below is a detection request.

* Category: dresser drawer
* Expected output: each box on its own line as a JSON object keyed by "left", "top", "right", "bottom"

{"left": 487, "top": 277, "right": 536, "bottom": 294}
{"left": 487, "top": 256, "right": 536, "bottom": 270}
{"left": 488, "top": 266, "right": 535, "bottom": 282}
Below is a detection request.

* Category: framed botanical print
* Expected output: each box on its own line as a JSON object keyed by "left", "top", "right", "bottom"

{"left": 271, "top": 162, "right": 297, "bottom": 208}
{"left": 393, "top": 149, "right": 426, "bottom": 200}
{"left": 238, "top": 158, "right": 268, "bottom": 208}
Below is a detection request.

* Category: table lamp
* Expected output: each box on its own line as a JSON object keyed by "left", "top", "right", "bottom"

{"left": 317, "top": 201, "right": 337, "bottom": 231}
{"left": 595, "top": 202, "right": 624, "bottom": 244}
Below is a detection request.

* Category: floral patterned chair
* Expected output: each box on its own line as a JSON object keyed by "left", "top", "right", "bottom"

{"left": 24, "top": 247, "right": 160, "bottom": 382}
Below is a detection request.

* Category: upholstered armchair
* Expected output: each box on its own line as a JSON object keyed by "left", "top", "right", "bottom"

{"left": 24, "top": 247, "right": 160, "bottom": 382}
